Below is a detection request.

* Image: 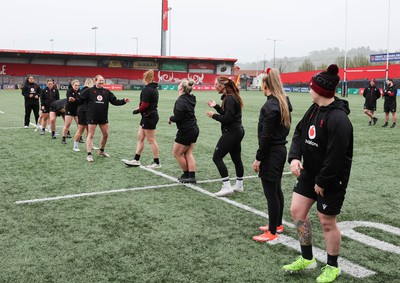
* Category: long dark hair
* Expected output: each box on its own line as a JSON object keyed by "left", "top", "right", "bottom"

{"left": 217, "top": 76, "right": 243, "bottom": 109}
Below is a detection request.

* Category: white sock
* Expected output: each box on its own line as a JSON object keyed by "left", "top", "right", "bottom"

{"left": 236, "top": 179, "right": 243, "bottom": 188}
{"left": 73, "top": 141, "right": 79, "bottom": 148}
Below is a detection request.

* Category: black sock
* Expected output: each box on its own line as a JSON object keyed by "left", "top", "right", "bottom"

{"left": 100, "top": 148, "right": 104, "bottom": 152}
{"left": 301, "top": 245, "right": 313, "bottom": 260}
{"left": 189, "top": 171, "right": 195, "bottom": 178}
{"left": 327, "top": 254, "right": 338, "bottom": 267}
{"left": 183, "top": 171, "right": 189, "bottom": 177}
{"left": 52, "top": 131, "right": 55, "bottom": 136}
{"left": 154, "top": 158, "right": 160, "bottom": 164}
{"left": 87, "top": 152, "right": 92, "bottom": 156}
{"left": 134, "top": 154, "right": 141, "bottom": 161}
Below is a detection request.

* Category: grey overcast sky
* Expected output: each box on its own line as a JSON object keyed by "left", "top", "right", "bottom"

{"left": 2, "top": 0, "right": 399, "bottom": 64}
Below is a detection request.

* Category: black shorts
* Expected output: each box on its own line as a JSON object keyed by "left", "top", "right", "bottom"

{"left": 384, "top": 102, "right": 397, "bottom": 113}
{"left": 175, "top": 126, "right": 199, "bottom": 146}
{"left": 259, "top": 145, "right": 287, "bottom": 182}
{"left": 87, "top": 119, "right": 108, "bottom": 125}
{"left": 65, "top": 109, "right": 77, "bottom": 116}
{"left": 77, "top": 111, "right": 87, "bottom": 125}
{"left": 293, "top": 171, "right": 346, "bottom": 215}
{"left": 140, "top": 113, "right": 159, "bottom": 130}
{"left": 363, "top": 104, "right": 376, "bottom": 111}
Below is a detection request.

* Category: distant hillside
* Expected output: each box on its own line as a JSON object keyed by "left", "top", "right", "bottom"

{"left": 236, "top": 46, "right": 396, "bottom": 73}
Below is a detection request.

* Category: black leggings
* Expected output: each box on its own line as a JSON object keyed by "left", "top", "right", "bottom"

{"left": 212, "top": 127, "right": 244, "bottom": 178}
{"left": 24, "top": 103, "right": 39, "bottom": 127}
{"left": 261, "top": 178, "right": 284, "bottom": 234}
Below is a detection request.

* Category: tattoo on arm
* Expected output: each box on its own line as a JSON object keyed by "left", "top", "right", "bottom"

{"left": 295, "top": 219, "right": 312, "bottom": 246}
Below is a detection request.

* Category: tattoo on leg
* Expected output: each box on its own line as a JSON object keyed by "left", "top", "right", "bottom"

{"left": 295, "top": 219, "right": 312, "bottom": 245}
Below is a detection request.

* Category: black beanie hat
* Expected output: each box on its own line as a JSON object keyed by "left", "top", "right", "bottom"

{"left": 309, "top": 64, "right": 340, "bottom": 98}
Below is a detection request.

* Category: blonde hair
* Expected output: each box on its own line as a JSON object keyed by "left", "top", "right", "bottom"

{"left": 143, "top": 70, "right": 154, "bottom": 84}
{"left": 217, "top": 76, "right": 243, "bottom": 109}
{"left": 84, "top": 78, "right": 95, "bottom": 88}
{"left": 71, "top": 79, "right": 80, "bottom": 86}
{"left": 180, "top": 78, "right": 195, "bottom": 94}
{"left": 261, "top": 68, "right": 290, "bottom": 128}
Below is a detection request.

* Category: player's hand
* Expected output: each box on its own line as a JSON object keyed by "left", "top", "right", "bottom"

{"left": 253, "top": 160, "right": 261, "bottom": 173}
{"left": 205, "top": 110, "right": 214, "bottom": 118}
{"left": 132, "top": 109, "right": 139, "bottom": 115}
{"left": 207, "top": 100, "right": 216, "bottom": 107}
{"left": 290, "top": 159, "right": 303, "bottom": 177}
{"left": 124, "top": 98, "right": 130, "bottom": 103}
{"left": 314, "top": 184, "right": 325, "bottom": 197}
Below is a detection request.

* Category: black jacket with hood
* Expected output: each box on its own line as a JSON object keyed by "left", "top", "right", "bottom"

{"left": 169, "top": 93, "right": 197, "bottom": 131}
{"left": 288, "top": 97, "right": 353, "bottom": 190}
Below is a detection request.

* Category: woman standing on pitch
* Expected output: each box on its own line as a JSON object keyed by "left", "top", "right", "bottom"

{"left": 61, "top": 80, "right": 80, "bottom": 144}
{"left": 40, "top": 79, "right": 60, "bottom": 137}
{"left": 72, "top": 78, "right": 94, "bottom": 152}
{"left": 21, "top": 75, "right": 41, "bottom": 129}
{"left": 124, "top": 70, "right": 161, "bottom": 169}
{"left": 206, "top": 76, "right": 245, "bottom": 197}
{"left": 80, "top": 74, "right": 130, "bottom": 162}
{"left": 252, "top": 68, "right": 292, "bottom": 242}
{"left": 168, "top": 78, "right": 199, "bottom": 183}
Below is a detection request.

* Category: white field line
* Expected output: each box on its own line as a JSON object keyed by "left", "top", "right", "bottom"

{"left": 140, "top": 166, "right": 376, "bottom": 279}
{"left": 15, "top": 166, "right": 377, "bottom": 278}
{"left": 0, "top": 110, "right": 5, "bottom": 114}
{"left": 15, "top": 183, "right": 181, "bottom": 204}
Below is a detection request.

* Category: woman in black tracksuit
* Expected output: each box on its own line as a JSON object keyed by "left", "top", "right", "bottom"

{"left": 252, "top": 68, "right": 292, "bottom": 243}
{"left": 169, "top": 78, "right": 199, "bottom": 183}
{"left": 206, "top": 76, "right": 245, "bottom": 197}
{"left": 73, "top": 78, "right": 94, "bottom": 151}
{"left": 21, "top": 76, "right": 41, "bottom": 128}
{"left": 40, "top": 79, "right": 60, "bottom": 136}
{"left": 61, "top": 80, "right": 80, "bottom": 144}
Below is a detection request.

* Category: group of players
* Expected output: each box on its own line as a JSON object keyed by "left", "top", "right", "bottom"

{"left": 362, "top": 78, "right": 397, "bottom": 127}
{"left": 21, "top": 66, "right": 355, "bottom": 283}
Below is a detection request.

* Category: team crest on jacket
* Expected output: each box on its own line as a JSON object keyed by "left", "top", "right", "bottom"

{"left": 308, "top": 125, "right": 316, "bottom": 139}
{"left": 97, "top": 95, "right": 103, "bottom": 101}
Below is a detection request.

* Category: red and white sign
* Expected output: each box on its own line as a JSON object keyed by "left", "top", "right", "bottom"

{"left": 162, "top": 0, "right": 169, "bottom": 31}
{"left": 103, "top": 84, "right": 123, "bottom": 91}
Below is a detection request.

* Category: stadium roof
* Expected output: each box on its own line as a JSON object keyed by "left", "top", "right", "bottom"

{"left": 0, "top": 49, "right": 237, "bottom": 63}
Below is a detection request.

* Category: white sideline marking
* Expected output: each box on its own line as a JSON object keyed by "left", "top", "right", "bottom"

{"left": 141, "top": 166, "right": 376, "bottom": 279}
{"left": 15, "top": 166, "right": 379, "bottom": 278}
{"left": 0, "top": 110, "right": 5, "bottom": 114}
{"left": 15, "top": 183, "right": 181, "bottom": 204}
{"left": 339, "top": 221, "right": 400, "bottom": 254}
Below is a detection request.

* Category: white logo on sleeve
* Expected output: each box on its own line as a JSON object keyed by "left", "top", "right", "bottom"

{"left": 322, "top": 204, "right": 328, "bottom": 210}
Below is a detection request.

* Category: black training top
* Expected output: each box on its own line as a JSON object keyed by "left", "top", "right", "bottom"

{"left": 169, "top": 93, "right": 197, "bottom": 131}
{"left": 139, "top": 82, "right": 159, "bottom": 115}
{"left": 363, "top": 86, "right": 381, "bottom": 108}
{"left": 383, "top": 84, "right": 397, "bottom": 105}
{"left": 79, "top": 86, "right": 126, "bottom": 123}
{"left": 288, "top": 97, "right": 353, "bottom": 190}
{"left": 212, "top": 94, "right": 242, "bottom": 132}
{"left": 40, "top": 86, "right": 60, "bottom": 108}
{"left": 256, "top": 96, "right": 292, "bottom": 161}
{"left": 65, "top": 87, "right": 80, "bottom": 114}
{"left": 21, "top": 82, "right": 41, "bottom": 104}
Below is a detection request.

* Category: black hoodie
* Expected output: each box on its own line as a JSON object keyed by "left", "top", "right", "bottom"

{"left": 288, "top": 97, "right": 353, "bottom": 190}
{"left": 169, "top": 93, "right": 197, "bottom": 131}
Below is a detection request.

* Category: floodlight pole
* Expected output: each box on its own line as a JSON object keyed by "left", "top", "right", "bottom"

{"left": 92, "top": 26, "right": 98, "bottom": 53}
{"left": 132, "top": 37, "right": 139, "bottom": 55}
{"left": 168, "top": 7, "right": 172, "bottom": 56}
{"left": 50, "top": 39, "right": 54, "bottom": 52}
{"left": 385, "top": 0, "right": 391, "bottom": 81}
{"left": 267, "top": 38, "right": 282, "bottom": 69}
{"left": 343, "top": 0, "right": 348, "bottom": 97}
